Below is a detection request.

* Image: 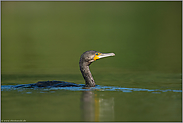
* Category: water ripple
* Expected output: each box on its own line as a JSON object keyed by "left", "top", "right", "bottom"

{"left": 1, "top": 84, "right": 182, "bottom": 94}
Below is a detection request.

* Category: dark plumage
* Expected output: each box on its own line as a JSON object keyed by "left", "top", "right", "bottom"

{"left": 15, "top": 50, "right": 115, "bottom": 88}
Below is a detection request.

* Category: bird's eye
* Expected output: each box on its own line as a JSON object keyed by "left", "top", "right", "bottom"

{"left": 96, "top": 53, "right": 98, "bottom": 55}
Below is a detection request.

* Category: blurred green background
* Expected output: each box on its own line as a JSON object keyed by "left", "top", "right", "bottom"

{"left": 2, "top": 1, "right": 181, "bottom": 75}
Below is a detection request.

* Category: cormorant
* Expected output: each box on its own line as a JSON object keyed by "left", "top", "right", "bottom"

{"left": 15, "top": 50, "right": 115, "bottom": 88}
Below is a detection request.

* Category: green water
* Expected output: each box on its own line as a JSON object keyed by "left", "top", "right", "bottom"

{"left": 1, "top": 1, "right": 182, "bottom": 122}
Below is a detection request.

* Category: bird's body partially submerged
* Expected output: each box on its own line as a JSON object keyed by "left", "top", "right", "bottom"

{"left": 14, "top": 50, "right": 115, "bottom": 88}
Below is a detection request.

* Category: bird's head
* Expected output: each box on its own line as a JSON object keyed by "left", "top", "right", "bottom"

{"left": 79, "top": 50, "right": 115, "bottom": 66}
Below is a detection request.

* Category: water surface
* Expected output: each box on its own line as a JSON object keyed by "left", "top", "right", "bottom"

{"left": 1, "top": 73, "right": 182, "bottom": 122}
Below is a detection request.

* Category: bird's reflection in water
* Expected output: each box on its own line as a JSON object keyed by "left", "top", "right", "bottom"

{"left": 80, "top": 91, "right": 114, "bottom": 122}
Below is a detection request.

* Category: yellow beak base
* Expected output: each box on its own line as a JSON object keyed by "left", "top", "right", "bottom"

{"left": 94, "top": 55, "right": 99, "bottom": 61}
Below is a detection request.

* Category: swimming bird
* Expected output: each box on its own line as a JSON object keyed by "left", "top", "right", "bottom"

{"left": 15, "top": 50, "right": 115, "bottom": 88}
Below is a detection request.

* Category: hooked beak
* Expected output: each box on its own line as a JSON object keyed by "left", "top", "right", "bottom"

{"left": 98, "top": 53, "right": 115, "bottom": 59}
{"left": 94, "top": 52, "right": 115, "bottom": 61}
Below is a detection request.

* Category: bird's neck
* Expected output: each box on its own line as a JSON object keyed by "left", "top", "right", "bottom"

{"left": 79, "top": 63, "right": 95, "bottom": 87}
